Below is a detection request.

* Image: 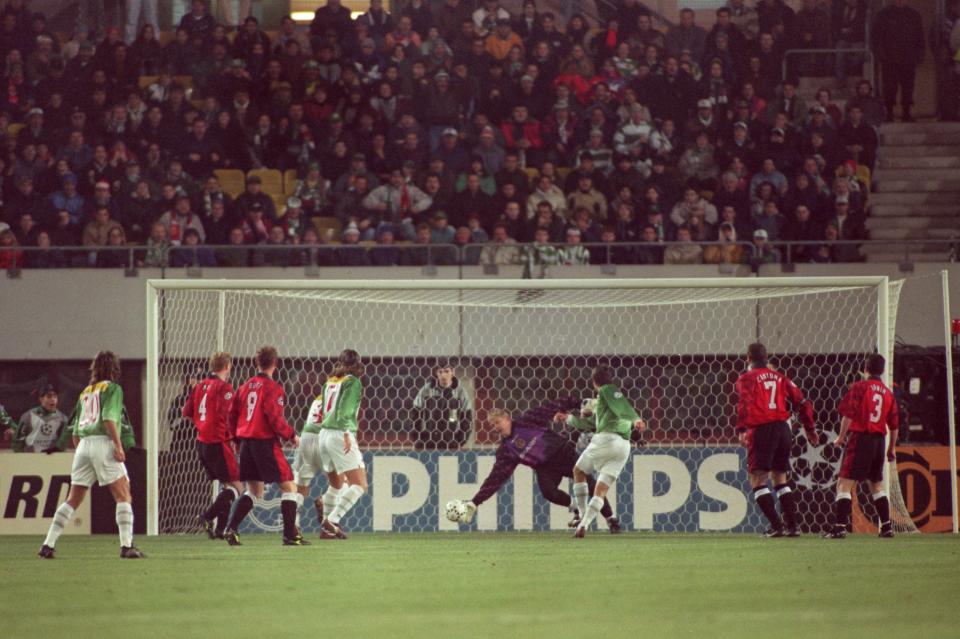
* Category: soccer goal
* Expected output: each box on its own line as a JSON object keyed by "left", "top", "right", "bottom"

{"left": 145, "top": 276, "right": 921, "bottom": 536}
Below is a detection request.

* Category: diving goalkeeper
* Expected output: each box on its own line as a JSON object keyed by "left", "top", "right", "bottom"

{"left": 457, "top": 401, "right": 619, "bottom": 532}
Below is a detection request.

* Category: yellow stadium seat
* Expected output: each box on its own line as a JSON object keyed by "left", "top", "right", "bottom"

{"left": 555, "top": 167, "right": 572, "bottom": 182}
{"left": 138, "top": 75, "right": 159, "bottom": 90}
{"left": 248, "top": 168, "right": 283, "bottom": 195}
{"left": 7, "top": 122, "right": 25, "bottom": 137}
{"left": 270, "top": 192, "right": 287, "bottom": 214}
{"left": 159, "top": 31, "right": 175, "bottom": 46}
{"left": 173, "top": 75, "right": 194, "bottom": 91}
{"left": 214, "top": 168, "right": 246, "bottom": 197}
{"left": 283, "top": 169, "right": 299, "bottom": 194}
{"left": 523, "top": 167, "right": 539, "bottom": 185}
{"left": 312, "top": 216, "right": 342, "bottom": 238}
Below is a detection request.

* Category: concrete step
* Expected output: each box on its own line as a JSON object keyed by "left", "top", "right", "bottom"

{"left": 877, "top": 156, "right": 960, "bottom": 169}
{"left": 866, "top": 216, "right": 960, "bottom": 230}
{"left": 871, "top": 204, "right": 960, "bottom": 217}
{"left": 864, "top": 251, "right": 954, "bottom": 263}
{"left": 869, "top": 191, "right": 960, "bottom": 205}
{"left": 874, "top": 168, "right": 960, "bottom": 181}
{"left": 874, "top": 179, "right": 960, "bottom": 192}
{"left": 880, "top": 122, "right": 960, "bottom": 133}
{"left": 867, "top": 230, "right": 959, "bottom": 243}
{"left": 877, "top": 145, "right": 960, "bottom": 157}
{"left": 881, "top": 132, "right": 960, "bottom": 145}
{"left": 861, "top": 242, "right": 954, "bottom": 254}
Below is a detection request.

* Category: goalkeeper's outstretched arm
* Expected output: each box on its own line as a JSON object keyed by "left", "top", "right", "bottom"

{"left": 468, "top": 447, "right": 519, "bottom": 508}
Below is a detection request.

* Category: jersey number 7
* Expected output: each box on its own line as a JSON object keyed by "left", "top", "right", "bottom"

{"left": 763, "top": 380, "right": 778, "bottom": 409}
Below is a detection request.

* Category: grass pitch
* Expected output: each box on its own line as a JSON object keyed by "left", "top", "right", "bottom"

{"left": 3, "top": 532, "right": 959, "bottom": 639}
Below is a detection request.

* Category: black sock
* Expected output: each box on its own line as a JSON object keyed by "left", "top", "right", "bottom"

{"left": 774, "top": 483, "right": 798, "bottom": 530}
{"left": 600, "top": 498, "right": 614, "bottom": 519}
{"left": 833, "top": 494, "right": 852, "bottom": 530}
{"left": 753, "top": 487, "right": 783, "bottom": 529}
{"left": 281, "top": 498, "right": 298, "bottom": 538}
{"left": 226, "top": 494, "right": 254, "bottom": 531}
{"left": 873, "top": 494, "right": 891, "bottom": 527}
{"left": 203, "top": 488, "right": 235, "bottom": 523}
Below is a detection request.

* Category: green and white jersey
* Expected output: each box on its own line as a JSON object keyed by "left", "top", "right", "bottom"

{"left": 15, "top": 407, "right": 69, "bottom": 453}
{"left": 0, "top": 403, "right": 15, "bottom": 434}
{"left": 71, "top": 381, "right": 126, "bottom": 439}
{"left": 567, "top": 384, "right": 639, "bottom": 440}
{"left": 305, "top": 375, "right": 362, "bottom": 434}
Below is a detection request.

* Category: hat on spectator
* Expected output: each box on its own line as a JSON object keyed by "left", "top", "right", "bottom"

{"left": 342, "top": 223, "right": 360, "bottom": 238}
{"left": 479, "top": 126, "right": 495, "bottom": 138}
{"left": 28, "top": 107, "right": 44, "bottom": 117}
{"left": 62, "top": 173, "right": 77, "bottom": 185}
{"left": 329, "top": 112, "right": 343, "bottom": 123}
{"left": 733, "top": 121, "right": 748, "bottom": 130}
{"left": 579, "top": 150, "right": 594, "bottom": 161}
{"left": 126, "top": 159, "right": 139, "bottom": 167}
{"left": 696, "top": 99, "right": 712, "bottom": 109}
{"left": 352, "top": 152, "right": 366, "bottom": 161}
{"left": 496, "top": 17, "right": 511, "bottom": 25}
{"left": 95, "top": 180, "right": 110, "bottom": 190}
{"left": 442, "top": 127, "right": 458, "bottom": 137}
{"left": 736, "top": 99, "right": 749, "bottom": 108}
{"left": 230, "top": 58, "right": 245, "bottom": 69}
{"left": 0, "top": 221, "right": 9, "bottom": 233}
{"left": 246, "top": 174, "right": 262, "bottom": 184}
{"left": 308, "top": 160, "right": 321, "bottom": 171}
{"left": 630, "top": 103, "right": 644, "bottom": 113}
{"left": 811, "top": 105, "right": 827, "bottom": 115}
{"left": 286, "top": 196, "right": 302, "bottom": 209}
{"left": 303, "top": 60, "right": 320, "bottom": 70}
{"left": 362, "top": 38, "right": 376, "bottom": 48}
{"left": 403, "top": 160, "right": 416, "bottom": 170}
{"left": 615, "top": 153, "right": 633, "bottom": 164}
{"left": 435, "top": 70, "right": 450, "bottom": 80}
{"left": 771, "top": 127, "right": 785, "bottom": 136}
{"left": 520, "top": 75, "right": 534, "bottom": 84}
{"left": 79, "top": 41, "right": 94, "bottom": 52}
{"left": 37, "top": 383, "right": 58, "bottom": 396}
{"left": 433, "top": 211, "right": 448, "bottom": 220}
{"left": 250, "top": 202, "right": 264, "bottom": 212}
{"left": 753, "top": 229, "right": 768, "bottom": 239}
{"left": 588, "top": 129, "right": 603, "bottom": 137}
{"left": 553, "top": 101, "right": 569, "bottom": 111}
{"left": 566, "top": 227, "right": 581, "bottom": 237}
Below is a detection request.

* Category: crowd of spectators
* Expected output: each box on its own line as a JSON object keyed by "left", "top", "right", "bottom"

{"left": 0, "top": 0, "right": 903, "bottom": 270}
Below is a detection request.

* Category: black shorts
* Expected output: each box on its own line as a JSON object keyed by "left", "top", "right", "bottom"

{"left": 747, "top": 421, "right": 792, "bottom": 473}
{"left": 840, "top": 431, "right": 886, "bottom": 483}
{"left": 196, "top": 440, "right": 240, "bottom": 483}
{"left": 237, "top": 438, "right": 293, "bottom": 483}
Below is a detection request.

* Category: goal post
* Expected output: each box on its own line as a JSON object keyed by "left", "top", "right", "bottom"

{"left": 145, "top": 276, "right": 919, "bottom": 536}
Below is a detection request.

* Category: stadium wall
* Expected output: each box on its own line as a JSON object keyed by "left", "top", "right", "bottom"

{"left": 0, "top": 264, "right": 957, "bottom": 361}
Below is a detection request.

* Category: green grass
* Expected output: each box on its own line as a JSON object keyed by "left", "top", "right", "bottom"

{"left": 3, "top": 533, "right": 959, "bottom": 639}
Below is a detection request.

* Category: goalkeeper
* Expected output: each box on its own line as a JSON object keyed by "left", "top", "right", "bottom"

{"left": 459, "top": 401, "right": 619, "bottom": 532}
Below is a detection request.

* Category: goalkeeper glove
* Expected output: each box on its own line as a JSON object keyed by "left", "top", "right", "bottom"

{"left": 461, "top": 501, "right": 477, "bottom": 524}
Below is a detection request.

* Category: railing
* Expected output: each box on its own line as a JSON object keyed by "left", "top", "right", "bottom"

{"left": 781, "top": 47, "right": 876, "bottom": 85}
{"left": 4, "top": 239, "right": 956, "bottom": 277}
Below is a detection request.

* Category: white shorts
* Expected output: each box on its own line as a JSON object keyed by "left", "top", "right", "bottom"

{"left": 318, "top": 429, "right": 364, "bottom": 475}
{"left": 294, "top": 432, "right": 322, "bottom": 486}
{"left": 575, "top": 432, "right": 631, "bottom": 481}
{"left": 71, "top": 436, "right": 128, "bottom": 488}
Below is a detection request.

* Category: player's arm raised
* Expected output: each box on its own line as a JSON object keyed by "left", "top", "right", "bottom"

{"left": 465, "top": 446, "right": 518, "bottom": 522}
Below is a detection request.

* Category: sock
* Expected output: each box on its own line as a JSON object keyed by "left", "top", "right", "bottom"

{"left": 572, "top": 482, "right": 589, "bottom": 519}
{"left": 116, "top": 502, "right": 134, "bottom": 548}
{"left": 872, "top": 491, "right": 891, "bottom": 528}
{"left": 280, "top": 492, "right": 299, "bottom": 538}
{"left": 294, "top": 493, "right": 304, "bottom": 528}
{"left": 226, "top": 492, "right": 255, "bottom": 531}
{"left": 43, "top": 503, "right": 75, "bottom": 548}
{"left": 753, "top": 487, "right": 783, "bottom": 529}
{"left": 327, "top": 485, "right": 364, "bottom": 525}
{"left": 600, "top": 497, "right": 614, "bottom": 519}
{"left": 833, "top": 492, "right": 852, "bottom": 530}
{"left": 205, "top": 487, "right": 237, "bottom": 526}
{"left": 774, "top": 483, "right": 798, "bottom": 530}
{"left": 578, "top": 496, "right": 605, "bottom": 530}
{"left": 322, "top": 486, "right": 340, "bottom": 519}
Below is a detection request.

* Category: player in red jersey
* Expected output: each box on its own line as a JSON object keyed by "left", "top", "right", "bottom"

{"left": 221, "top": 346, "right": 306, "bottom": 546}
{"left": 823, "top": 354, "right": 899, "bottom": 539}
{"left": 735, "top": 343, "right": 818, "bottom": 537}
{"left": 182, "top": 351, "right": 242, "bottom": 539}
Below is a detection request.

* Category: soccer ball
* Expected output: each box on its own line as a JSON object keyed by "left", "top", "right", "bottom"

{"left": 445, "top": 500, "right": 466, "bottom": 523}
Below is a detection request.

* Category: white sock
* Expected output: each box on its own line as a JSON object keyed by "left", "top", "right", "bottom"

{"left": 295, "top": 493, "right": 304, "bottom": 527}
{"left": 322, "top": 486, "right": 340, "bottom": 519}
{"left": 116, "top": 502, "right": 134, "bottom": 548}
{"left": 579, "top": 496, "right": 605, "bottom": 530}
{"left": 327, "top": 485, "right": 364, "bottom": 525}
{"left": 572, "top": 482, "right": 589, "bottom": 518}
{"left": 44, "top": 503, "right": 75, "bottom": 548}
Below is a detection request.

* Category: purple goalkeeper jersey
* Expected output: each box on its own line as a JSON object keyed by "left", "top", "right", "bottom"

{"left": 471, "top": 398, "right": 580, "bottom": 505}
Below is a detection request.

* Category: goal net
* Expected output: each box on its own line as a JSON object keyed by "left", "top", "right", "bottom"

{"left": 146, "top": 277, "right": 917, "bottom": 536}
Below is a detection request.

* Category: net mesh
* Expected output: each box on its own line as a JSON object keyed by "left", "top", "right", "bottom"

{"left": 153, "top": 281, "right": 916, "bottom": 534}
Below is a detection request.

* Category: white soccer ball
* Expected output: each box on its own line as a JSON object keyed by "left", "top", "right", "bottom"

{"left": 445, "top": 499, "right": 466, "bottom": 523}
{"left": 580, "top": 398, "right": 598, "bottom": 417}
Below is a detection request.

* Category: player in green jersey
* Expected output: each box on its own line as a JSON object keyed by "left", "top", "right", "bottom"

{"left": 39, "top": 351, "right": 145, "bottom": 559}
{"left": 299, "top": 349, "right": 366, "bottom": 540}
{"left": 555, "top": 364, "right": 646, "bottom": 538}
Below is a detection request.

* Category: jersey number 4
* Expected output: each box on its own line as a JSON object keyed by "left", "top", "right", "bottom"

{"left": 763, "top": 380, "right": 778, "bottom": 409}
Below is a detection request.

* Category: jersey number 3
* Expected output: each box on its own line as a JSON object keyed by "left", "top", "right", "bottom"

{"left": 869, "top": 393, "right": 884, "bottom": 423}
{"left": 762, "top": 380, "right": 778, "bottom": 409}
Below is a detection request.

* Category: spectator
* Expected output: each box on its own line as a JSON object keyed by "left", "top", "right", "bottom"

{"left": 671, "top": 187, "right": 719, "bottom": 227}
{"left": 839, "top": 105, "right": 878, "bottom": 171}
{"left": 26, "top": 231, "right": 65, "bottom": 269}
{"left": 664, "top": 225, "right": 704, "bottom": 264}
{"left": 667, "top": 8, "right": 708, "bottom": 61}
{"left": 523, "top": 226, "right": 561, "bottom": 271}
{"left": 704, "top": 221, "right": 746, "bottom": 264}
{"left": 141, "top": 222, "right": 171, "bottom": 267}
{"left": 13, "top": 383, "right": 69, "bottom": 453}
{"left": 752, "top": 199, "right": 787, "bottom": 241}
{"left": 678, "top": 131, "right": 719, "bottom": 191}
{"left": 234, "top": 174, "right": 277, "bottom": 221}
{"left": 833, "top": 0, "right": 867, "bottom": 82}
{"left": 82, "top": 205, "right": 122, "bottom": 260}
{"left": 784, "top": 203, "right": 822, "bottom": 261}
{"left": 158, "top": 195, "right": 206, "bottom": 246}
{"left": 846, "top": 80, "right": 886, "bottom": 128}
{"left": 748, "top": 228, "right": 781, "bottom": 269}
{"left": 338, "top": 223, "right": 372, "bottom": 266}
{"left": 172, "top": 228, "right": 217, "bottom": 268}
{"left": 566, "top": 174, "right": 608, "bottom": 222}
{"left": 0, "top": 228, "right": 24, "bottom": 269}
{"left": 873, "top": 0, "right": 925, "bottom": 121}
{"left": 559, "top": 227, "right": 590, "bottom": 265}
{"left": 412, "top": 360, "right": 474, "bottom": 450}
{"left": 362, "top": 168, "right": 433, "bottom": 240}
{"left": 369, "top": 227, "right": 402, "bottom": 266}
{"left": 216, "top": 227, "right": 251, "bottom": 267}
{"left": 95, "top": 225, "right": 131, "bottom": 269}
{"left": 480, "top": 223, "right": 521, "bottom": 265}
